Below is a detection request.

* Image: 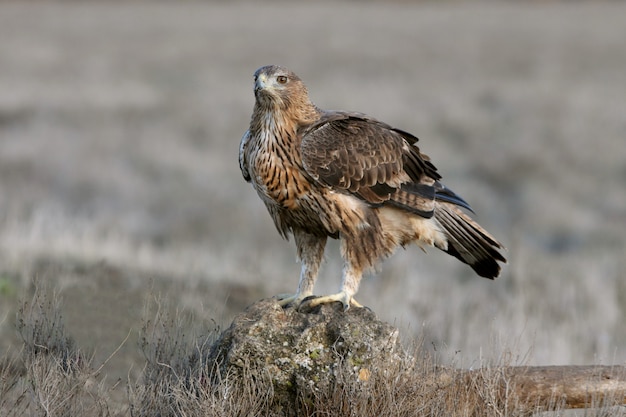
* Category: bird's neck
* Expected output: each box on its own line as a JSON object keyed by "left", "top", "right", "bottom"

{"left": 250, "top": 101, "right": 321, "bottom": 139}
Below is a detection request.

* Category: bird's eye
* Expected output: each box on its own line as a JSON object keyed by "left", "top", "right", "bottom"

{"left": 276, "top": 75, "right": 288, "bottom": 85}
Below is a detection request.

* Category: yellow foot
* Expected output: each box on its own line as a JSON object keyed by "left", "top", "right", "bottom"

{"left": 300, "top": 292, "right": 363, "bottom": 311}
{"left": 275, "top": 293, "right": 309, "bottom": 308}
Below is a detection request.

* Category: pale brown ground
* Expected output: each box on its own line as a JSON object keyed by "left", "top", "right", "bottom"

{"left": 0, "top": 1, "right": 625, "bottom": 399}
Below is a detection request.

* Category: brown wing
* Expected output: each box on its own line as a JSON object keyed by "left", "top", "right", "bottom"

{"left": 300, "top": 112, "right": 443, "bottom": 218}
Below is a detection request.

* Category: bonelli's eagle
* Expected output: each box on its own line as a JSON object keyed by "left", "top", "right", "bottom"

{"left": 239, "top": 65, "right": 506, "bottom": 309}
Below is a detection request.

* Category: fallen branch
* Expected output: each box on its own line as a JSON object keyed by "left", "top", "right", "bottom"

{"left": 456, "top": 365, "right": 626, "bottom": 415}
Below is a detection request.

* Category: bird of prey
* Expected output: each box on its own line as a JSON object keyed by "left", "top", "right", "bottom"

{"left": 239, "top": 65, "right": 506, "bottom": 310}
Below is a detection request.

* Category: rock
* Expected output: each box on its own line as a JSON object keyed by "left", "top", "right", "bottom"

{"left": 207, "top": 298, "right": 409, "bottom": 415}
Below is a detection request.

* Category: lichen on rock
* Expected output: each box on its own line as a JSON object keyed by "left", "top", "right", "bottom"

{"left": 207, "top": 298, "right": 410, "bottom": 414}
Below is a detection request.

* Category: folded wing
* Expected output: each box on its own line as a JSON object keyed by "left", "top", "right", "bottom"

{"left": 300, "top": 112, "right": 460, "bottom": 219}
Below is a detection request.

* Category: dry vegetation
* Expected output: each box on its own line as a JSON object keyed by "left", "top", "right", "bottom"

{"left": 1, "top": 1, "right": 626, "bottom": 416}
{"left": 2, "top": 289, "right": 625, "bottom": 416}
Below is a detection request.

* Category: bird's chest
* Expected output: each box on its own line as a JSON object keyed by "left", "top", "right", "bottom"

{"left": 249, "top": 135, "right": 311, "bottom": 210}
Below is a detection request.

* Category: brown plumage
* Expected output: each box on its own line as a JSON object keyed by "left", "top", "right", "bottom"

{"left": 239, "top": 65, "right": 506, "bottom": 309}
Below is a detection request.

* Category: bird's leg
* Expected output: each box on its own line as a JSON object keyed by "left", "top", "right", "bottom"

{"left": 277, "top": 231, "right": 326, "bottom": 308}
{"left": 300, "top": 262, "right": 364, "bottom": 311}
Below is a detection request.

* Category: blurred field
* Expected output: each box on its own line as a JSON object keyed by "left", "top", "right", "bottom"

{"left": 1, "top": 0, "right": 625, "bottom": 400}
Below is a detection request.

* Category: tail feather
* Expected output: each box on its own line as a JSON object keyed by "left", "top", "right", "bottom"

{"left": 435, "top": 203, "right": 506, "bottom": 279}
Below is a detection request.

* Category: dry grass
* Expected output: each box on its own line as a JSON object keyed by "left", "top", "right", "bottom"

{"left": 2, "top": 288, "right": 112, "bottom": 416}
{"left": 2, "top": 288, "right": 625, "bottom": 417}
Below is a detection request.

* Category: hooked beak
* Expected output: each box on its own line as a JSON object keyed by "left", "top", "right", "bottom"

{"left": 255, "top": 73, "right": 268, "bottom": 93}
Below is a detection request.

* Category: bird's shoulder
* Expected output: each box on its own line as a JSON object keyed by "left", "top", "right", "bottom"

{"left": 300, "top": 110, "right": 408, "bottom": 142}
{"left": 299, "top": 110, "right": 439, "bottom": 191}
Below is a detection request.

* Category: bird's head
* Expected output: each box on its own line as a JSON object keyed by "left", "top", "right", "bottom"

{"left": 253, "top": 65, "right": 312, "bottom": 113}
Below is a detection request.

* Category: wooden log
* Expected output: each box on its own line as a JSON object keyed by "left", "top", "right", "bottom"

{"left": 460, "top": 365, "right": 626, "bottom": 414}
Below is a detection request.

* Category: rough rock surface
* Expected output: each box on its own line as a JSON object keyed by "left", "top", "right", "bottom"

{"left": 207, "top": 298, "right": 409, "bottom": 414}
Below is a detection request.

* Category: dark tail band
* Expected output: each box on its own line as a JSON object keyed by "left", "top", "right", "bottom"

{"left": 435, "top": 203, "right": 506, "bottom": 279}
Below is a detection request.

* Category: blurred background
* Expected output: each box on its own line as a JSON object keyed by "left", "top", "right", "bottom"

{"left": 1, "top": 0, "right": 625, "bottom": 386}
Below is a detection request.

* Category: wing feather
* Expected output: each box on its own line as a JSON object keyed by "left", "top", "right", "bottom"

{"left": 300, "top": 112, "right": 440, "bottom": 217}
{"left": 239, "top": 130, "right": 251, "bottom": 182}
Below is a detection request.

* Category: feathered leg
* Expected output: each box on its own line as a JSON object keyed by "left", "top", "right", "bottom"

{"left": 301, "top": 262, "right": 364, "bottom": 310}
{"left": 301, "top": 232, "right": 369, "bottom": 310}
{"left": 277, "top": 230, "right": 326, "bottom": 307}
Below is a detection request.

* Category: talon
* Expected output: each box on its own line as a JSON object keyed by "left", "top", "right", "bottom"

{"left": 301, "top": 295, "right": 318, "bottom": 304}
{"left": 275, "top": 293, "right": 308, "bottom": 308}
{"left": 299, "top": 292, "right": 364, "bottom": 311}
{"left": 349, "top": 298, "right": 364, "bottom": 309}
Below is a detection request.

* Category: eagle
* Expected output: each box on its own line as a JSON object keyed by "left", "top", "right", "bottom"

{"left": 239, "top": 65, "right": 506, "bottom": 310}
